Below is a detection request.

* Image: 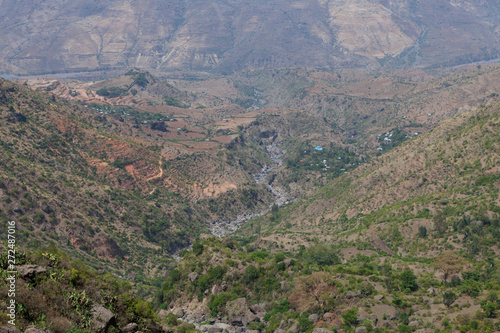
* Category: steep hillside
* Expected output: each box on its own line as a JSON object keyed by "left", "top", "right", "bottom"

{"left": 0, "top": 78, "right": 276, "bottom": 279}
{"left": 239, "top": 100, "right": 500, "bottom": 260}
{"left": 150, "top": 235, "right": 500, "bottom": 333}
{"left": 0, "top": 247, "right": 163, "bottom": 333}
{"left": 0, "top": 0, "right": 498, "bottom": 75}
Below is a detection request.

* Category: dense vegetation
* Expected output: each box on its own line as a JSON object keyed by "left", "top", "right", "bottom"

{"left": 155, "top": 237, "right": 500, "bottom": 333}
{"left": 0, "top": 246, "right": 161, "bottom": 332}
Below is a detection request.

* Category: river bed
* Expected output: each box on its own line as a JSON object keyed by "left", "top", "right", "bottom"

{"left": 209, "top": 142, "right": 293, "bottom": 237}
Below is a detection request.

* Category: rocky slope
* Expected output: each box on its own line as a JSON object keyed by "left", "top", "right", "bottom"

{"left": 0, "top": 248, "right": 164, "bottom": 333}
{"left": 152, "top": 235, "right": 500, "bottom": 333}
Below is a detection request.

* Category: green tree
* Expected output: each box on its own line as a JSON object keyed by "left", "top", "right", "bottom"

{"left": 244, "top": 265, "right": 259, "bottom": 284}
{"left": 297, "top": 315, "right": 313, "bottom": 332}
{"left": 341, "top": 307, "right": 359, "bottom": 328}
{"left": 418, "top": 226, "right": 427, "bottom": 238}
{"left": 461, "top": 279, "right": 482, "bottom": 297}
{"left": 271, "top": 204, "right": 279, "bottom": 213}
{"left": 434, "top": 211, "right": 448, "bottom": 235}
{"left": 481, "top": 302, "right": 498, "bottom": 318}
{"left": 443, "top": 291, "right": 458, "bottom": 308}
{"left": 133, "top": 73, "right": 149, "bottom": 87}
{"left": 400, "top": 269, "right": 418, "bottom": 292}
{"left": 304, "top": 244, "right": 340, "bottom": 266}
{"left": 192, "top": 242, "right": 204, "bottom": 256}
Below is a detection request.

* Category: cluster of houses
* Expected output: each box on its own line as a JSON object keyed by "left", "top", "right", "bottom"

{"left": 376, "top": 130, "right": 419, "bottom": 151}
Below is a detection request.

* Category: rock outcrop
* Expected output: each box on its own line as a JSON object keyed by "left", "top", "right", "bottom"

{"left": 226, "top": 298, "right": 261, "bottom": 326}
{"left": 17, "top": 265, "right": 47, "bottom": 281}
{"left": 91, "top": 304, "right": 115, "bottom": 333}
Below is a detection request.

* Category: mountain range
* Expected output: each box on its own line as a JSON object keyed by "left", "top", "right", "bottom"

{"left": 0, "top": 0, "right": 499, "bottom": 75}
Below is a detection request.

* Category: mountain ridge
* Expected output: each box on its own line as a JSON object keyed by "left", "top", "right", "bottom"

{"left": 0, "top": 0, "right": 499, "bottom": 75}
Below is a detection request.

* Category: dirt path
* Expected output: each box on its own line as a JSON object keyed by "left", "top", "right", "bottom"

{"left": 147, "top": 157, "right": 163, "bottom": 182}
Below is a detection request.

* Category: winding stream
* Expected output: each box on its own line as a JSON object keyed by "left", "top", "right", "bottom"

{"left": 209, "top": 142, "right": 294, "bottom": 237}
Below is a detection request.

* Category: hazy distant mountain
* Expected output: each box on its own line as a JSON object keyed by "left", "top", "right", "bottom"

{"left": 0, "top": 0, "right": 499, "bottom": 75}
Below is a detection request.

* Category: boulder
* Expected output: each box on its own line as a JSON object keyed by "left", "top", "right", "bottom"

{"left": 354, "top": 327, "right": 367, "bottom": 333}
{"left": 162, "top": 326, "right": 173, "bottom": 333}
{"left": 283, "top": 259, "right": 293, "bottom": 268}
{"left": 207, "top": 328, "right": 223, "bottom": 333}
{"left": 374, "top": 295, "right": 384, "bottom": 301}
{"left": 274, "top": 329, "right": 287, "bottom": 333}
{"left": 308, "top": 314, "right": 319, "bottom": 322}
{"left": 287, "top": 324, "right": 299, "bottom": 333}
{"left": 226, "top": 298, "right": 247, "bottom": 326}
{"left": 346, "top": 291, "right": 358, "bottom": 299}
{"left": 91, "top": 303, "right": 115, "bottom": 333}
{"left": 247, "top": 331, "right": 259, "bottom": 333}
{"left": 200, "top": 325, "right": 213, "bottom": 333}
{"left": 250, "top": 304, "right": 266, "bottom": 314}
{"left": 323, "top": 312, "right": 334, "bottom": 320}
{"left": 188, "top": 272, "right": 199, "bottom": 282}
{"left": 17, "top": 265, "right": 47, "bottom": 281}
{"left": 408, "top": 321, "right": 420, "bottom": 328}
{"left": 254, "top": 312, "right": 266, "bottom": 321}
{"left": 184, "top": 309, "right": 208, "bottom": 323}
{"left": 158, "top": 310, "right": 169, "bottom": 319}
{"left": 250, "top": 303, "right": 266, "bottom": 321}
{"left": 226, "top": 298, "right": 258, "bottom": 326}
{"left": 0, "top": 326, "right": 21, "bottom": 333}
{"left": 173, "top": 308, "right": 184, "bottom": 318}
{"left": 248, "top": 312, "right": 260, "bottom": 324}
{"left": 427, "top": 287, "right": 436, "bottom": 296}
{"left": 122, "top": 323, "right": 139, "bottom": 333}
{"left": 213, "top": 323, "right": 231, "bottom": 330}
